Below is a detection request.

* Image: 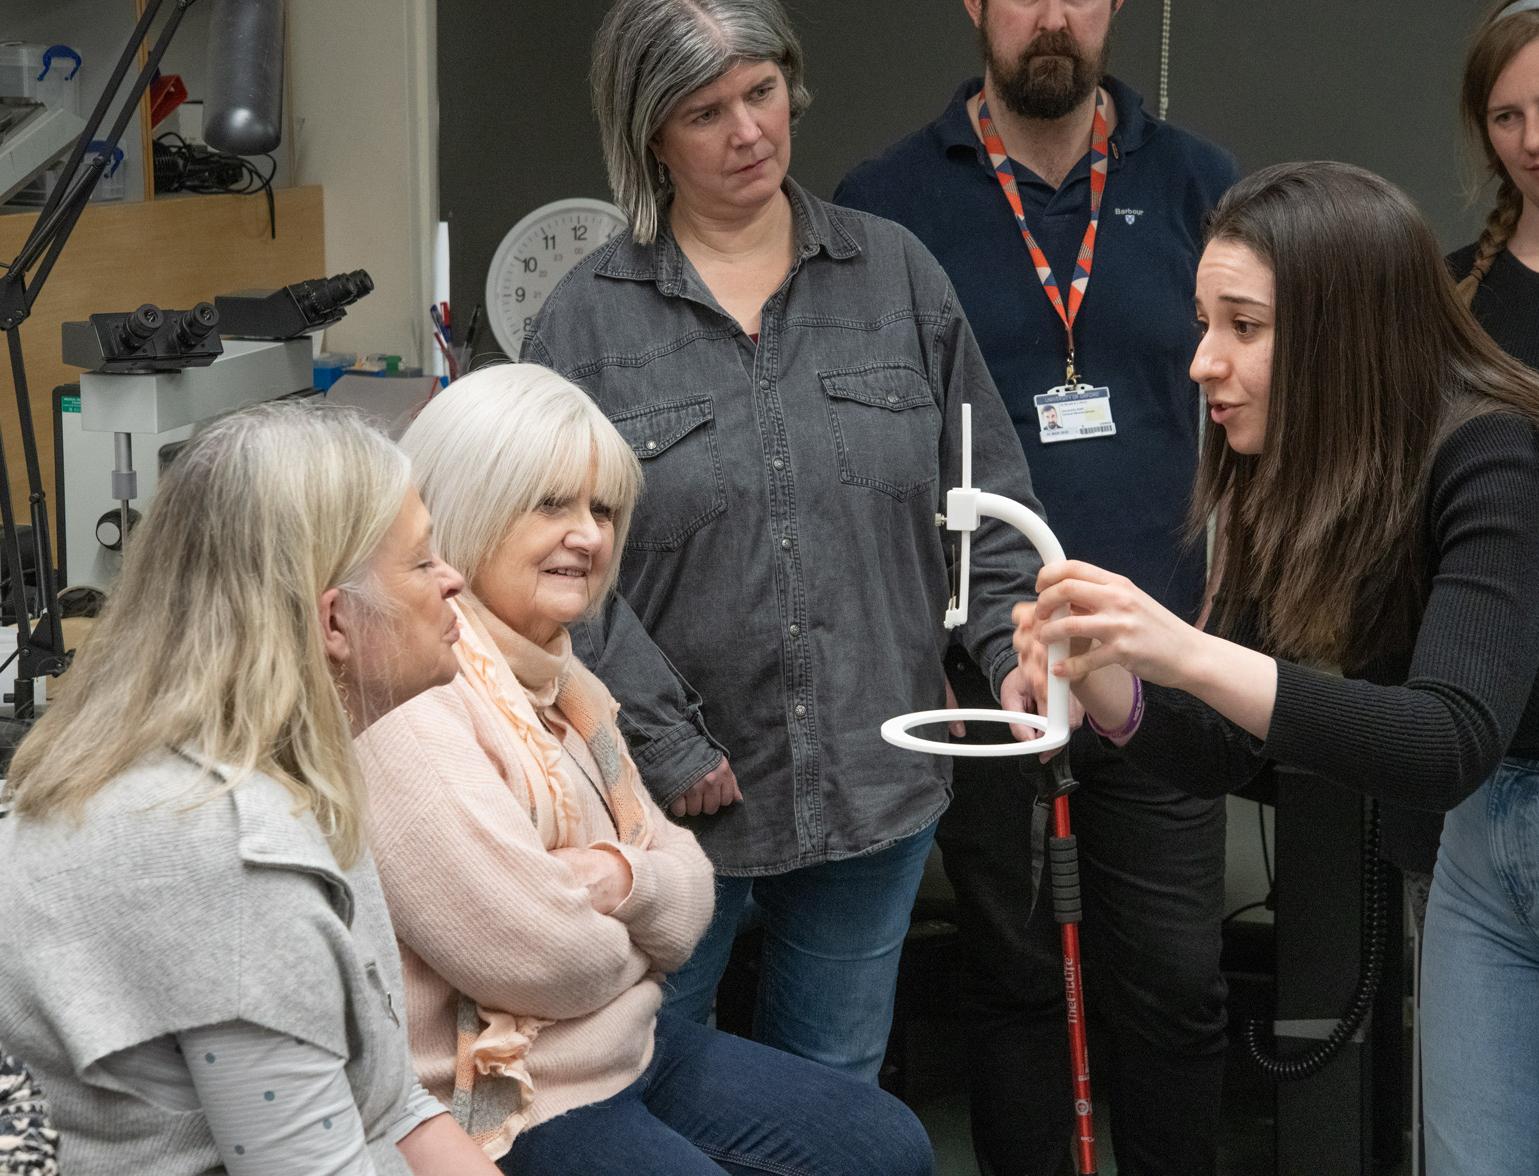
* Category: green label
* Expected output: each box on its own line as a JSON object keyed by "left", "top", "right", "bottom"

{"left": 60, "top": 395, "right": 81, "bottom": 414}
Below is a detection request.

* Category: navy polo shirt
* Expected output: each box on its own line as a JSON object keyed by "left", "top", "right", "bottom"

{"left": 837, "top": 77, "right": 1238, "bottom": 620}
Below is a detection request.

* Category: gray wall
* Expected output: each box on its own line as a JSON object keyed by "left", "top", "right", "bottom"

{"left": 1151, "top": 0, "right": 1485, "bottom": 247}
{"left": 438, "top": 0, "right": 1496, "bottom": 343}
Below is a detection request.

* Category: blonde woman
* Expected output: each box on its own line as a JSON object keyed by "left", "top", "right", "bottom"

{"left": 0, "top": 403, "right": 498, "bottom": 1176}
{"left": 1451, "top": 0, "right": 1539, "bottom": 376}
{"left": 359, "top": 364, "right": 933, "bottom": 1175}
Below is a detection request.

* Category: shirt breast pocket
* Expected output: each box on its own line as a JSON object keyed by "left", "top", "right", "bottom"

{"left": 610, "top": 396, "right": 728, "bottom": 551}
{"left": 820, "top": 362, "right": 940, "bottom": 502}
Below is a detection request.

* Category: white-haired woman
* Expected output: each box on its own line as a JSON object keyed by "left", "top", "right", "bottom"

{"left": 0, "top": 403, "right": 499, "bottom": 1176}
{"left": 524, "top": 0, "right": 1044, "bottom": 1081}
{"left": 357, "top": 364, "right": 934, "bottom": 1175}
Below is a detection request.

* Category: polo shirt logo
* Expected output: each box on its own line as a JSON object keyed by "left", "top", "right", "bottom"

{"left": 1116, "top": 207, "right": 1145, "bottom": 226}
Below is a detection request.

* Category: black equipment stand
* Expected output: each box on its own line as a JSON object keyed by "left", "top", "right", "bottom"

{"left": 1266, "top": 769, "right": 1403, "bottom": 1175}
{"left": 0, "top": 0, "right": 203, "bottom": 721}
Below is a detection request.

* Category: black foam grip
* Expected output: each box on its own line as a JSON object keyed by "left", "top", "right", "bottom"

{"left": 1050, "top": 835, "right": 1082, "bottom": 924}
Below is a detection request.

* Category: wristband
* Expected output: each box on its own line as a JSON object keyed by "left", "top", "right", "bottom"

{"left": 1086, "top": 674, "right": 1144, "bottom": 740}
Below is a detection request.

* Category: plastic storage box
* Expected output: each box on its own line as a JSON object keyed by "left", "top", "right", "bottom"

{"left": 0, "top": 42, "right": 82, "bottom": 116}
{"left": 2, "top": 42, "right": 98, "bottom": 208}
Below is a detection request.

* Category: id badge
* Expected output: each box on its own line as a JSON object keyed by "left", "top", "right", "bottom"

{"left": 1035, "top": 383, "right": 1116, "bottom": 444}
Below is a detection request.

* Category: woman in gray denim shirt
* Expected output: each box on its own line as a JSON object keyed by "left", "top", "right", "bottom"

{"left": 525, "top": 0, "right": 1045, "bottom": 1081}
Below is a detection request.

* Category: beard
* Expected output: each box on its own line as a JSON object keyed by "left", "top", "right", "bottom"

{"left": 983, "top": 23, "right": 1110, "bottom": 121}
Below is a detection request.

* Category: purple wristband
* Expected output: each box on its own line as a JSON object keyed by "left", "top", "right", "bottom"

{"left": 1086, "top": 675, "right": 1144, "bottom": 740}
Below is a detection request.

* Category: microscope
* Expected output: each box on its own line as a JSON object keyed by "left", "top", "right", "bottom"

{"left": 56, "top": 271, "right": 375, "bottom": 594}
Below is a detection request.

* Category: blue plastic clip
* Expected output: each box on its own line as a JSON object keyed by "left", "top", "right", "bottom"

{"left": 39, "top": 45, "right": 83, "bottom": 83}
{"left": 88, "top": 142, "right": 125, "bottom": 178}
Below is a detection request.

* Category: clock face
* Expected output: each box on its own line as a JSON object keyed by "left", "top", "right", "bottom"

{"left": 485, "top": 198, "right": 628, "bottom": 358}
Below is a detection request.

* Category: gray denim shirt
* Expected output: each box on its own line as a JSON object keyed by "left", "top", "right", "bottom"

{"left": 527, "top": 180, "right": 1045, "bottom": 874}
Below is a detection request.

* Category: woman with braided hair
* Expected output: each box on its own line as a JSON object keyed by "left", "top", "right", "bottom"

{"left": 1449, "top": 0, "right": 1539, "bottom": 371}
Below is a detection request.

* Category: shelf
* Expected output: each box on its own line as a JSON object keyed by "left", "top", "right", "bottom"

{"left": 1, "top": 0, "right": 291, "bottom": 206}
{"left": 0, "top": 185, "right": 325, "bottom": 527}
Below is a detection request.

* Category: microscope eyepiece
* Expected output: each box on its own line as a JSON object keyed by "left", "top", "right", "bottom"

{"left": 123, "top": 304, "right": 163, "bottom": 345}
{"left": 174, "top": 302, "right": 220, "bottom": 347}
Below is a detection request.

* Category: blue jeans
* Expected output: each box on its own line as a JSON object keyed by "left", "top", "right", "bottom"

{"left": 1422, "top": 760, "right": 1539, "bottom": 1176}
{"left": 496, "top": 1012, "right": 934, "bottom": 1175}
{"left": 663, "top": 821, "right": 938, "bottom": 1081}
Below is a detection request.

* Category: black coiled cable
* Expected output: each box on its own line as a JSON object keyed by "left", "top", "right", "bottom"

{"left": 1243, "top": 800, "right": 1389, "bottom": 1081}
{"left": 152, "top": 132, "right": 277, "bottom": 238}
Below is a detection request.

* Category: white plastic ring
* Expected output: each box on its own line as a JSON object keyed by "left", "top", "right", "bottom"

{"left": 880, "top": 708, "right": 1070, "bottom": 757}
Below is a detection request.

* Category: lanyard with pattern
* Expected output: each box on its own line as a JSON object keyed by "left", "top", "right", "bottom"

{"left": 977, "top": 89, "right": 1109, "bottom": 385}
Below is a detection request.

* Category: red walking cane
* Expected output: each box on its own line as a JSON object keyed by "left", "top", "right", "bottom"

{"left": 880, "top": 401, "right": 1097, "bottom": 1170}
{"left": 1046, "top": 756, "right": 1097, "bottom": 1175}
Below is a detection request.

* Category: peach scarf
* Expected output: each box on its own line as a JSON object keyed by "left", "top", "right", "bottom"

{"left": 446, "top": 596, "right": 653, "bottom": 1152}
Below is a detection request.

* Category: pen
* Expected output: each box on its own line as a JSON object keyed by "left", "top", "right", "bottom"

{"left": 431, "top": 327, "right": 458, "bottom": 381}
{"left": 429, "top": 304, "right": 452, "bottom": 347}
{"left": 463, "top": 303, "right": 483, "bottom": 353}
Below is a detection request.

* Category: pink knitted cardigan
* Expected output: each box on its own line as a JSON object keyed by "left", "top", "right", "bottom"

{"left": 355, "top": 598, "right": 715, "bottom": 1160}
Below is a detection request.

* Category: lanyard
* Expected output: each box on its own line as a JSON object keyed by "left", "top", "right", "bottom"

{"left": 977, "top": 89, "right": 1109, "bottom": 385}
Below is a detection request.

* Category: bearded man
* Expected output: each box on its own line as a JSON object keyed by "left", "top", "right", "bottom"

{"left": 837, "top": 4, "right": 1239, "bottom": 1173}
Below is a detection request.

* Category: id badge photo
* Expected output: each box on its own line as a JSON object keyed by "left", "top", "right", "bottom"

{"left": 1035, "top": 384, "right": 1117, "bottom": 444}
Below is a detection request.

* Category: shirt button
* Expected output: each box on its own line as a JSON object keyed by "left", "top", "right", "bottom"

{"left": 772, "top": 458, "right": 784, "bottom": 471}
{"left": 886, "top": 394, "right": 898, "bottom": 403}
{"left": 781, "top": 537, "right": 792, "bottom": 549}
{"left": 759, "top": 378, "right": 771, "bottom": 389}
{"left": 789, "top": 624, "right": 800, "bottom": 636}
{"left": 645, "top": 440, "right": 657, "bottom": 450}
{"left": 794, "top": 704, "right": 807, "bottom": 717}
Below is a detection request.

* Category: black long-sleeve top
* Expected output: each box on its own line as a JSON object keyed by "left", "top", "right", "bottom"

{"left": 1125, "top": 412, "right": 1539, "bottom": 817}
{"left": 1448, "top": 243, "right": 1539, "bottom": 372}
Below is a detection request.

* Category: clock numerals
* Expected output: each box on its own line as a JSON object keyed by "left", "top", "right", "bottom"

{"left": 488, "top": 200, "right": 627, "bottom": 356}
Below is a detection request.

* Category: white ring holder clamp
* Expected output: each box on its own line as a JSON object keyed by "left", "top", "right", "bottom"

{"left": 880, "top": 403, "right": 1071, "bottom": 758}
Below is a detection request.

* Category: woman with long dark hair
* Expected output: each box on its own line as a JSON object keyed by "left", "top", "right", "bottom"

{"left": 1017, "top": 161, "right": 1539, "bottom": 1175}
